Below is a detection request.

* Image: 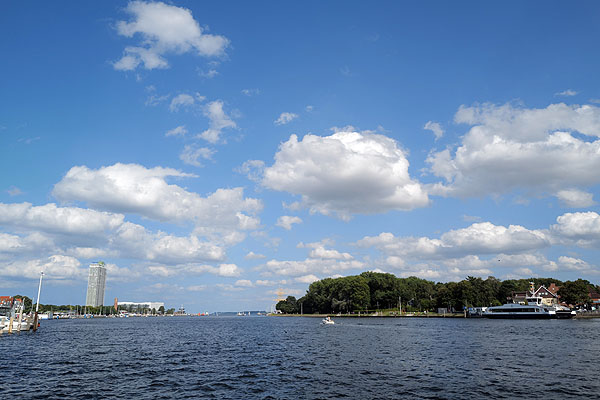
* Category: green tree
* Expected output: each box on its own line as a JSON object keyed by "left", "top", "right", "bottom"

{"left": 276, "top": 296, "right": 299, "bottom": 313}
{"left": 158, "top": 305, "right": 165, "bottom": 314}
{"left": 559, "top": 279, "right": 592, "bottom": 307}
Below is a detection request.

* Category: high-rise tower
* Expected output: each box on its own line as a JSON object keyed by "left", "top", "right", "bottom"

{"left": 85, "top": 261, "right": 107, "bottom": 307}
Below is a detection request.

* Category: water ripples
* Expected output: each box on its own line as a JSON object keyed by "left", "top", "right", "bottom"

{"left": 1, "top": 317, "right": 599, "bottom": 399}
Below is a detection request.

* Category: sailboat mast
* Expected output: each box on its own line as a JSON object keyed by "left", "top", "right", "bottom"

{"left": 36, "top": 272, "right": 44, "bottom": 313}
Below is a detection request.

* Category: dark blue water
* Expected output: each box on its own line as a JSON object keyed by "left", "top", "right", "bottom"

{"left": 1, "top": 317, "right": 598, "bottom": 399}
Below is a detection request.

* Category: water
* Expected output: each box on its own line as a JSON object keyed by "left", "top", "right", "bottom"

{"left": 1, "top": 317, "right": 598, "bottom": 399}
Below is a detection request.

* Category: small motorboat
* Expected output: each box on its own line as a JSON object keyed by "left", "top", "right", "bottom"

{"left": 321, "top": 316, "right": 335, "bottom": 325}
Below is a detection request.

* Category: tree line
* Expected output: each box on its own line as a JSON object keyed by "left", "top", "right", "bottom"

{"left": 276, "top": 272, "right": 600, "bottom": 314}
{"left": 10, "top": 296, "right": 175, "bottom": 315}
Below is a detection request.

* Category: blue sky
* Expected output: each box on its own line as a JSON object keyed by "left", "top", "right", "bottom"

{"left": 2, "top": 1, "right": 600, "bottom": 312}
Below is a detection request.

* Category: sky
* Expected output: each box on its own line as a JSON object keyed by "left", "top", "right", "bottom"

{"left": 2, "top": 1, "right": 600, "bottom": 313}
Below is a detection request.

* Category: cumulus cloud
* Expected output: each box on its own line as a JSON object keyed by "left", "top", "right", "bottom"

{"left": 105, "top": 262, "right": 141, "bottom": 283}
{"left": 179, "top": 144, "right": 214, "bottom": 167}
{"left": 52, "top": 163, "right": 261, "bottom": 238}
{"left": 274, "top": 112, "right": 298, "bottom": 125}
{"left": 427, "top": 102, "right": 600, "bottom": 200}
{"left": 261, "top": 130, "right": 429, "bottom": 219}
{"left": 424, "top": 121, "right": 444, "bottom": 140}
{"left": 245, "top": 251, "right": 266, "bottom": 260}
{"left": 149, "top": 262, "right": 241, "bottom": 277}
{"left": 0, "top": 202, "right": 124, "bottom": 236}
{"left": 555, "top": 189, "right": 595, "bottom": 208}
{"left": 113, "top": 1, "right": 229, "bottom": 71}
{"left": 295, "top": 274, "right": 320, "bottom": 284}
{"left": 0, "top": 201, "right": 226, "bottom": 265}
{"left": 261, "top": 258, "right": 364, "bottom": 277}
{"left": 276, "top": 215, "right": 302, "bottom": 230}
{"left": 550, "top": 211, "right": 600, "bottom": 248}
{"left": 255, "top": 279, "right": 277, "bottom": 286}
{"left": 235, "top": 279, "right": 253, "bottom": 287}
{"left": 0, "top": 255, "right": 84, "bottom": 280}
{"left": 197, "top": 100, "right": 236, "bottom": 143}
{"left": 356, "top": 211, "right": 600, "bottom": 281}
{"left": 0, "top": 233, "right": 24, "bottom": 254}
{"left": 114, "top": 222, "right": 225, "bottom": 263}
{"left": 308, "top": 246, "right": 353, "bottom": 260}
{"left": 357, "top": 222, "right": 549, "bottom": 260}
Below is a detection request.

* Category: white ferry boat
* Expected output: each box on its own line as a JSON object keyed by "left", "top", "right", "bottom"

{"left": 484, "top": 295, "right": 576, "bottom": 319}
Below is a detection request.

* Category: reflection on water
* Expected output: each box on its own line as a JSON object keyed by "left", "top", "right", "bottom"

{"left": 1, "top": 317, "right": 598, "bottom": 399}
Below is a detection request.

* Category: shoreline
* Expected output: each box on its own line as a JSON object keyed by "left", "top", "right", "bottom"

{"left": 270, "top": 312, "right": 600, "bottom": 319}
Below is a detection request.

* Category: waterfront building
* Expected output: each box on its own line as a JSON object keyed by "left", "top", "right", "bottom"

{"left": 118, "top": 301, "right": 165, "bottom": 313}
{"left": 85, "top": 261, "right": 107, "bottom": 307}
{"left": 533, "top": 285, "right": 559, "bottom": 306}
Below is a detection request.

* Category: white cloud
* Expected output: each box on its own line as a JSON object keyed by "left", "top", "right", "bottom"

{"left": 424, "top": 121, "right": 444, "bottom": 140}
{"left": 67, "top": 247, "right": 111, "bottom": 260}
{"left": 0, "top": 255, "right": 84, "bottom": 280}
{"left": 199, "top": 69, "right": 219, "bottom": 79}
{"left": 305, "top": 105, "right": 314, "bottom": 112}
{"left": 0, "top": 233, "right": 26, "bottom": 254}
{"left": 179, "top": 144, "right": 214, "bottom": 167}
{"left": 427, "top": 102, "right": 600, "bottom": 199}
{"left": 169, "top": 94, "right": 195, "bottom": 112}
{"left": 274, "top": 112, "right": 298, "bottom": 125}
{"left": 308, "top": 246, "right": 353, "bottom": 260}
{"left": 0, "top": 202, "right": 124, "bottom": 236}
{"left": 555, "top": 89, "right": 578, "bottom": 97}
{"left": 145, "top": 93, "right": 170, "bottom": 107}
{"left": 238, "top": 160, "right": 265, "bottom": 182}
{"left": 245, "top": 251, "right": 266, "bottom": 260}
{"left": 357, "top": 222, "right": 549, "bottom": 260}
{"left": 556, "top": 189, "right": 595, "bottom": 208}
{"left": 0, "top": 200, "right": 226, "bottom": 265}
{"left": 52, "top": 163, "right": 261, "bottom": 239}
{"left": 113, "top": 1, "right": 229, "bottom": 71}
{"left": 105, "top": 262, "right": 141, "bottom": 282}
{"left": 115, "top": 222, "right": 226, "bottom": 263}
{"left": 217, "top": 263, "right": 242, "bottom": 277}
{"left": 261, "top": 258, "right": 364, "bottom": 277}
{"left": 198, "top": 100, "right": 236, "bottom": 143}
{"left": 235, "top": 279, "right": 253, "bottom": 287}
{"left": 442, "top": 253, "right": 551, "bottom": 270}
{"left": 149, "top": 262, "right": 241, "bottom": 277}
{"left": 512, "top": 267, "right": 535, "bottom": 277}
{"left": 261, "top": 130, "right": 429, "bottom": 219}
{"left": 165, "top": 125, "right": 188, "bottom": 137}
{"left": 215, "top": 283, "right": 243, "bottom": 292}
{"left": 550, "top": 211, "right": 600, "bottom": 247}
{"left": 187, "top": 285, "right": 207, "bottom": 292}
{"left": 557, "top": 256, "right": 592, "bottom": 271}
{"left": 295, "top": 274, "right": 319, "bottom": 284}
{"left": 276, "top": 215, "right": 302, "bottom": 230}
{"left": 255, "top": 279, "right": 276, "bottom": 286}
